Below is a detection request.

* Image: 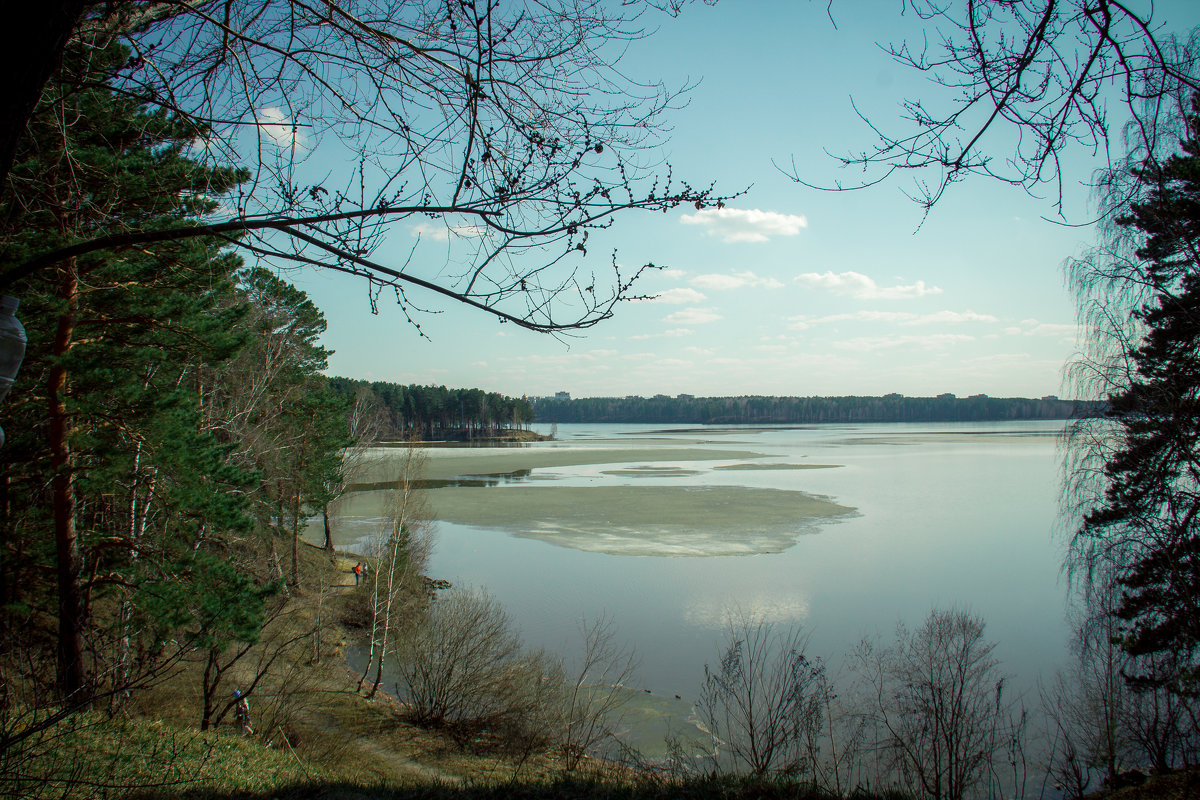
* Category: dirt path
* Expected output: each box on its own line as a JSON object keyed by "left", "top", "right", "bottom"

{"left": 351, "top": 731, "right": 463, "bottom": 785}
{"left": 286, "top": 547, "right": 469, "bottom": 785}
{"left": 300, "top": 697, "right": 464, "bottom": 786}
{"left": 331, "top": 555, "right": 360, "bottom": 588}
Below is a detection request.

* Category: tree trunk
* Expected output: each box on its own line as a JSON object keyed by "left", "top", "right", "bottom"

{"left": 200, "top": 647, "right": 218, "bottom": 730}
{"left": 49, "top": 260, "right": 85, "bottom": 701}
{"left": 290, "top": 485, "right": 300, "bottom": 587}
{"left": 322, "top": 504, "right": 333, "bottom": 553}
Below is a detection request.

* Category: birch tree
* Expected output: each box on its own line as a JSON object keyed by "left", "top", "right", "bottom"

{"left": 358, "top": 436, "right": 431, "bottom": 698}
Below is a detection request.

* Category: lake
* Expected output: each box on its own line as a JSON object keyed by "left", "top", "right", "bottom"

{"left": 318, "top": 420, "right": 1072, "bottom": 754}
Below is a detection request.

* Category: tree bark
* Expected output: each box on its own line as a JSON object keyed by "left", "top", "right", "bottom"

{"left": 322, "top": 504, "right": 333, "bottom": 553}
{"left": 290, "top": 477, "right": 301, "bottom": 588}
{"left": 49, "top": 259, "right": 85, "bottom": 701}
{"left": 201, "top": 647, "right": 218, "bottom": 730}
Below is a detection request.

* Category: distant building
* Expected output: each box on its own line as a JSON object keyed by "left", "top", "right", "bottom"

{"left": 936, "top": 392, "right": 956, "bottom": 400}
{"left": 626, "top": 395, "right": 642, "bottom": 400}
{"left": 1041, "top": 395, "right": 1059, "bottom": 401}
{"left": 653, "top": 394, "right": 669, "bottom": 400}
{"left": 968, "top": 393, "right": 989, "bottom": 399}
{"left": 677, "top": 393, "right": 694, "bottom": 400}
{"left": 554, "top": 391, "right": 571, "bottom": 401}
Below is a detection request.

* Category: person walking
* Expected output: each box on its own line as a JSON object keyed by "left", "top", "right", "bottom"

{"left": 352, "top": 562, "right": 362, "bottom": 585}
{"left": 234, "top": 689, "right": 253, "bottom": 735}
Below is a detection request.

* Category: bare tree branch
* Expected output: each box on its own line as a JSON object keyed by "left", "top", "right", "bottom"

{"left": 3, "top": 0, "right": 725, "bottom": 333}
{"left": 787, "top": 1, "right": 1200, "bottom": 216}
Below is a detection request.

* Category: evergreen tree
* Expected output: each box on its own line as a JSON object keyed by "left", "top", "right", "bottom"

{"left": 201, "top": 267, "right": 348, "bottom": 588}
{"left": 0, "top": 41, "right": 259, "bottom": 702}
{"left": 1079, "top": 93, "right": 1200, "bottom": 695}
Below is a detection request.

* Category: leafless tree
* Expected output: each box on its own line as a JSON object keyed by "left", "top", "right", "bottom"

{"left": 558, "top": 615, "right": 638, "bottom": 769}
{"left": 393, "top": 585, "right": 561, "bottom": 747}
{"left": 2, "top": 1, "right": 725, "bottom": 334}
{"left": 357, "top": 435, "right": 431, "bottom": 697}
{"left": 803, "top": 663, "right": 870, "bottom": 796}
{"left": 789, "top": 1, "right": 1200, "bottom": 214}
{"left": 323, "top": 385, "right": 389, "bottom": 553}
{"left": 1041, "top": 603, "right": 1128, "bottom": 796}
{"left": 851, "top": 608, "right": 1009, "bottom": 800}
{"left": 697, "top": 612, "right": 826, "bottom": 779}
{"left": 1045, "top": 560, "right": 1200, "bottom": 791}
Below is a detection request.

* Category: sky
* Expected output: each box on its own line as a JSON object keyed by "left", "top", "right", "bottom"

{"left": 285, "top": 0, "right": 1200, "bottom": 400}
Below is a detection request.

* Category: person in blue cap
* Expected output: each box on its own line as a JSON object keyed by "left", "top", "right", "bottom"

{"left": 234, "top": 689, "right": 252, "bottom": 735}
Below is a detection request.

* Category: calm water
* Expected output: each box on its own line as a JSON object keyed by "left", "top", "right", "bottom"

{"left": 419, "top": 421, "right": 1071, "bottom": 708}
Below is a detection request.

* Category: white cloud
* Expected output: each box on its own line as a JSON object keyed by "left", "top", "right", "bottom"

{"left": 680, "top": 208, "right": 808, "bottom": 243}
{"left": 257, "top": 107, "right": 306, "bottom": 149}
{"left": 411, "top": 222, "right": 487, "bottom": 241}
{"left": 794, "top": 271, "right": 943, "bottom": 299}
{"left": 659, "top": 268, "right": 688, "bottom": 280}
{"left": 631, "top": 328, "right": 694, "bottom": 340}
{"left": 664, "top": 308, "right": 723, "bottom": 325}
{"left": 917, "top": 310, "right": 998, "bottom": 325}
{"left": 691, "top": 274, "right": 744, "bottom": 290}
{"left": 1005, "top": 319, "right": 1078, "bottom": 339}
{"left": 789, "top": 309, "right": 996, "bottom": 329}
{"left": 652, "top": 358, "right": 695, "bottom": 368}
{"left": 644, "top": 287, "right": 707, "bottom": 304}
{"left": 691, "top": 270, "right": 785, "bottom": 290}
{"left": 833, "top": 333, "right": 974, "bottom": 352}
{"left": 502, "top": 349, "right": 619, "bottom": 369}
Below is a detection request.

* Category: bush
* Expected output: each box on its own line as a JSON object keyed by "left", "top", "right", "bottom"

{"left": 393, "top": 586, "right": 563, "bottom": 748}
{"left": 698, "top": 613, "right": 826, "bottom": 779}
{"left": 852, "top": 608, "right": 1014, "bottom": 800}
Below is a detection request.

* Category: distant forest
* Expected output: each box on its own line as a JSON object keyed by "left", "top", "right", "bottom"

{"left": 329, "top": 378, "right": 534, "bottom": 440}
{"left": 531, "top": 393, "right": 1104, "bottom": 425}
{"left": 327, "top": 380, "right": 1102, "bottom": 434}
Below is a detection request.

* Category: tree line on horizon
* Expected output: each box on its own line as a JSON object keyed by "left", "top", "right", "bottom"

{"left": 329, "top": 378, "right": 535, "bottom": 441}
{"left": 531, "top": 393, "right": 1103, "bottom": 425}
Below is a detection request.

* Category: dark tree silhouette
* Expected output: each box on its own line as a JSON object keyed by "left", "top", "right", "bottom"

{"left": 1074, "top": 93, "right": 1200, "bottom": 696}
{"left": 790, "top": 1, "right": 1200, "bottom": 213}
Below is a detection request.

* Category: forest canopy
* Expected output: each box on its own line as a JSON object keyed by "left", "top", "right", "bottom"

{"left": 531, "top": 393, "right": 1100, "bottom": 425}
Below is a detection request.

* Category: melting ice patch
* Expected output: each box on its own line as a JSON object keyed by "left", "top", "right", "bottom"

{"left": 427, "top": 485, "right": 856, "bottom": 557}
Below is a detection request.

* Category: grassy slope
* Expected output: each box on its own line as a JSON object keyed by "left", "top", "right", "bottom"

{"left": 9, "top": 543, "right": 590, "bottom": 799}
{"left": 10, "top": 545, "right": 921, "bottom": 800}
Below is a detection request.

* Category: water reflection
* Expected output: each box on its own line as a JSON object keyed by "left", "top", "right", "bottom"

{"left": 682, "top": 592, "right": 813, "bottom": 627}
{"left": 321, "top": 421, "right": 1072, "bottom": 762}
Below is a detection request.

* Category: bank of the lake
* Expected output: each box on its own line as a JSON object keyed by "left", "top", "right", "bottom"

{"left": 312, "top": 421, "right": 1071, "bottom": 759}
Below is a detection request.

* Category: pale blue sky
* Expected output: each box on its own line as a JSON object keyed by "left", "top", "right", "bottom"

{"left": 287, "top": 0, "right": 1200, "bottom": 399}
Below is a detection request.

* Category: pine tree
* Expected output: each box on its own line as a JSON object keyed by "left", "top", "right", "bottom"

{"left": 0, "top": 41, "right": 259, "bottom": 702}
{"left": 201, "top": 266, "right": 349, "bottom": 588}
{"left": 1080, "top": 93, "right": 1200, "bottom": 695}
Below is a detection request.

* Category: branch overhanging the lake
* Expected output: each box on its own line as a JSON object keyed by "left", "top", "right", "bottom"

{"left": 1, "top": 204, "right": 501, "bottom": 289}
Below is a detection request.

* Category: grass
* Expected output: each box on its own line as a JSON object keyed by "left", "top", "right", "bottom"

{"left": 1091, "top": 767, "right": 1200, "bottom": 800}
{"left": 2, "top": 542, "right": 921, "bottom": 800}
{"left": 1, "top": 713, "right": 338, "bottom": 799}
{"left": 1, "top": 541, "right": 612, "bottom": 798}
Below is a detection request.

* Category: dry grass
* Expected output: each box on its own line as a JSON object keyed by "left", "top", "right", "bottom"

{"left": 1090, "top": 768, "right": 1200, "bottom": 800}
{"left": 5, "top": 540, "right": 632, "bottom": 798}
